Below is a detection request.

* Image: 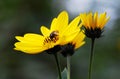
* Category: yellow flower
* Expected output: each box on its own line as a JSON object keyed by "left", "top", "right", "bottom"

{"left": 14, "top": 11, "right": 81, "bottom": 54}
{"left": 80, "top": 12, "right": 110, "bottom": 38}
{"left": 61, "top": 24, "right": 86, "bottom": 57}
{"left": 41, "top": 11, "right": 80, "bottom": 46}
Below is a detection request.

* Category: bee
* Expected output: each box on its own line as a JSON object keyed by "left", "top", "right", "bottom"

{"left": 44, "top": 31, "right": 59, "bottom": 44}
{"left": 49, "top": 31, "right": 59, "bottom": 41}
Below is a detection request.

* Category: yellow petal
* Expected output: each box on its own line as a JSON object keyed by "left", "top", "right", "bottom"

{"left": 94, "top": 12, "right": 98, "bottom": 27}
{"left": 72, "top": 32, "right": 85, "bottom": 49}
{"left": 82, "top": 13, "right": 91, "bottom": 29}
{"left": 15, "top": 34, "right": 44, "bottom": 47}
{"left": 98, "top": 12, "right": 106, "bottom": 28}
{"left": 80, "top": 14, "right": 88, "bottom": 27}
{"left": 24, "top": 33, "right": 44, "bottom": 42}
{"left": 49, "top": 18, "right": 57, "bottom": 32}
{"left": 40, "top": 26, "right": 50, "bottom": 36}
{"left": 73, "top": 32, "right": 85, "bottom": 43}
{"left": 14, "top": 48, "right": 45, "bottom": 54}
{"left": 14, "top": 42, "right": 46, "bottom": 54}
{"left": 68, "top": 16, "right": 80, "bottom": 31}
{"left": 14, "top": 42, "right": 42, "bottom": 49}
{"left": 15, "top": 36, "right": 24, "bottom": 42}
{"left": 61, "top": 16, "right": 80, "bottom": 36}
{"left": 88, "top": 12, "right": 93, "bottom": 28}
{"left": 80, "top": 12, "right": 110, "bottom": 30}
{"left": 75, "top": 41, "right": 85, "bottom": 49}
{"left": 60, "top": 30, "right": 79, "bottom": 45}
{"left": 51, "top": 11, "right": 68, "bottom": 33}
{"left": 100, "top": 16, "right": 110, "bottom": 29}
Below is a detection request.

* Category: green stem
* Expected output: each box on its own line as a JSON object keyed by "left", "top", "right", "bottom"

{"left": 67, "top": 55, "right": 71, "bottom": 79}
{"left": 88, "top": 38, "right": 95, "bottom": 79}
{"left": 54, "top": 53, "right": 62, "bottom": 79}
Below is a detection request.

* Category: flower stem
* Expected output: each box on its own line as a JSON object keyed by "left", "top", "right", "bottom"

{"left": 67, "top": 55, "right": 71, "bottom": 79}
{"left": 88, "top": 38, "right": 95, "bottom": 79}
{"left": 54, "top": 53, "right": 62, "bottom": 79}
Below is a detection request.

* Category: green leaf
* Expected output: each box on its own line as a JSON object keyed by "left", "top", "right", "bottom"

{"left": 57, "top": 67, "right": 67, "bottom": 79}
{"left": 61, "top": 68, "right": 67, "bottom": 79}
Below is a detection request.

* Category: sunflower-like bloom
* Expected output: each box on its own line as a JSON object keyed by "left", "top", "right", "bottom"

{"left": 41, "top": 11, "right": 80, "bottom": 54}
{"left": 61, "top": 25, "right": 86, "bottom": 57}
{"left": 14, "top": 11, "right": 80, "bottom": 54}
{"left": 80, "top": 12, "right": 110, "bottom": 39}
{"left": 41, "top": 11, "right": 80, "bottom": 46}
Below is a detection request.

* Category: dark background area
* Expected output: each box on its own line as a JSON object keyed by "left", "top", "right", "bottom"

{"left": 0, "top": 0, "right": 120, "bottom": 79}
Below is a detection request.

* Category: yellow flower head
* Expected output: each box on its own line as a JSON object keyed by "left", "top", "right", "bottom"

{"left": 40, "top": 11, "right": 80, "bottom": 54}
{"left": 14, "top": 11, "right": 81, "bottom": 54}
{"left": 80, "top": 12, "right": 110, "bottom": 38}
{"left": 61, "top": 24, "right": 86, "bottom": 57}
{"left": 41, "top": 11, "right": 80, "bottom": 45}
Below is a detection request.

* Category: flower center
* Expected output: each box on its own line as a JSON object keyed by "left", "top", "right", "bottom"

{"left": 44, "top": 31, "right": 59, "bottom": 44}
{"left": 84, "top": 27, "right": 102, "bottom": 39}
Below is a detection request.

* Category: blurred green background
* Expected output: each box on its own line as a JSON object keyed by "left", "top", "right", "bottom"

{"left": 0, "top": 0, "right": 120, "bottom": 79}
